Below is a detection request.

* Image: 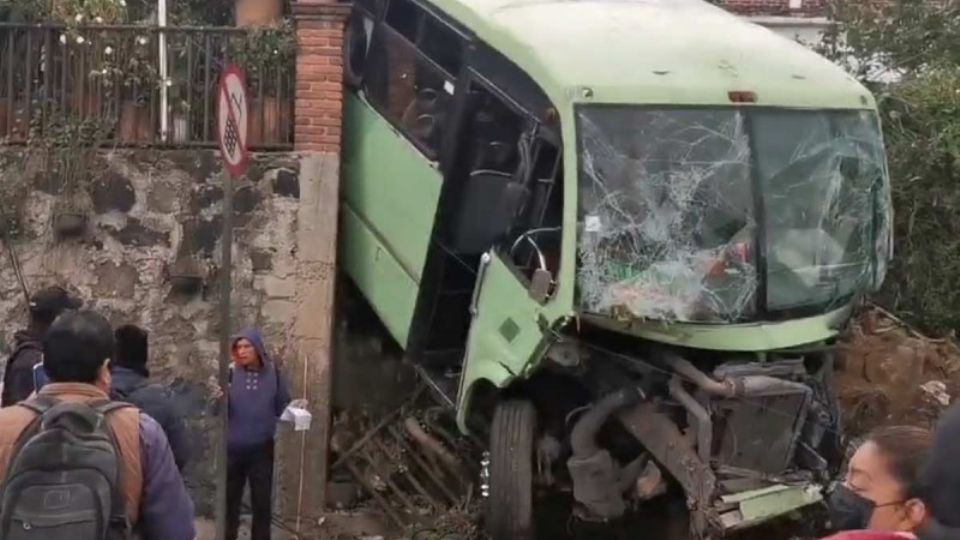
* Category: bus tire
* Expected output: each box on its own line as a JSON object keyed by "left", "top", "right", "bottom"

{"left": 487, "top": 399, "right": 537, "bottom": 540}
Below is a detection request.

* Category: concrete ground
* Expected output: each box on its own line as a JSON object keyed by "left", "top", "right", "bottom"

{"left": 194, "top": 518, "right": 292, "bottom": 540}
{"left": 194, "top": 511, "right": 392, "bottom": 540}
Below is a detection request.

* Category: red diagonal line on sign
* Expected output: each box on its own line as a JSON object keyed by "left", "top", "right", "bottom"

{"left": 221, "top": 82, "right": 244, "bottom": 159}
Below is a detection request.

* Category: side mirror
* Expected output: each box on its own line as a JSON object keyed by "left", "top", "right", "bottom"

{"left": 451, "top": 170, "right": 527, "bottom": 254}
{"left": 529, "top": 268, "right": 553, "bottom": 303}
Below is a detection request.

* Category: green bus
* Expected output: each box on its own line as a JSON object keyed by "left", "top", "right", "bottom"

{"left": 339, "top": 0, "right": 892, "bottom": 536}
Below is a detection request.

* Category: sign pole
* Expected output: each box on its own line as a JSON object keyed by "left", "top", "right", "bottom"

{"left": 215, "top": 167, "right": 234, "bottom": 540}
{"left": 214, "top": 64, "right": 249, "bottom": 540}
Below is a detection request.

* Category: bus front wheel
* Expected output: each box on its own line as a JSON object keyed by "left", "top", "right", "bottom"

{"left": 486, "top": 399, "right": 537, "bottom": 540}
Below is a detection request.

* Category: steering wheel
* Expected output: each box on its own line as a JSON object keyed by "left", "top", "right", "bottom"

{"left": 510, "top": 227, "right": 561, "bottom": 273}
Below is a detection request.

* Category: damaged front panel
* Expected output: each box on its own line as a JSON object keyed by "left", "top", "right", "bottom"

{"left": 576, "top": 106, "right": 891, "bottom": 323}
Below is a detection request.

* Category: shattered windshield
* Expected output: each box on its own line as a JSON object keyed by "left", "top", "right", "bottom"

{"left": 577, "top": 106, "right": 890, "bottom": 323}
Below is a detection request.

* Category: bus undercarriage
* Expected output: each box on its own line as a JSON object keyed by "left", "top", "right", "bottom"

{"left": 472, "top": 330, "right": 844, "bottom": 539}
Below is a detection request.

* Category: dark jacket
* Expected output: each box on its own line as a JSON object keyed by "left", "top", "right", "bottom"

{"left": 919, "top": 522, "right": 960, "bottom": 540}
{"left": 1, "top": 330, "right": 43, "bottom": 407}
{"left": 227, "top": 328, "right": 291, "bottom": 453}
{"left": 917, "top": 403, "right": 960, "bottom": 540}
{"left": 111, "top": 366, "right": 193, "bottom": 471}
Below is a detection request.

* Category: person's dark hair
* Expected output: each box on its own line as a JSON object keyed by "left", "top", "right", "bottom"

{"left": 114, "top": 324, "right": 149, "bottom": 376}
{"left": 866, "top": 425, "right": 934, "bottom": 498}
{"left": 42, "top": 310, "right": 115, "bottom": 383}
{"left": 28, "top": 286, "right": 83, "bottom": 330}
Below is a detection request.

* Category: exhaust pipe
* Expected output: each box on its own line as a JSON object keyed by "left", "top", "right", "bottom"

{"left": 655, "top": 348, "right": 812, "bottom": 398}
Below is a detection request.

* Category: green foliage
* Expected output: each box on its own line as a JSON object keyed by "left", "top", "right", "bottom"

{"left": 827, "top": 0, "right": 960, "bottom": 334}
{"left": 0, "top": 151, "right": 30, "bottom": 239}
{"left": 9, "top": 0, "right": 128, "bottom": 24}
{"left": 823, "top": 0, "right": 960, "bottom": 75}
{"left": 30, "top": 113, "right": 112, "bottom": 212}
{"left": 226, "top": 19, "right": 296, "bottom": 97}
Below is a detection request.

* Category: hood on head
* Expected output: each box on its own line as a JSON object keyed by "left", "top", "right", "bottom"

{"left": 231, "top": 328, "right": 272, "bottom": 366}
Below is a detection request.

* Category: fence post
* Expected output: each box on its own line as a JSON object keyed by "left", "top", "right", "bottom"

{"left": 278, "top": 0, "right": 349, "bottom": 533}
{"left": 293, "top": 0, "right": 350, "bottom": 153}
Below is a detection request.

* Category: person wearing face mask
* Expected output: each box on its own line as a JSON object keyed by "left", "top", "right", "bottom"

{"left": 824, "top": 425, "right": 934, "bottom": 539}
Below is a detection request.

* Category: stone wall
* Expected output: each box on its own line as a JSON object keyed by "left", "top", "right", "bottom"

{"left": 0, "top": 148, "right": 304, "bottom": 514}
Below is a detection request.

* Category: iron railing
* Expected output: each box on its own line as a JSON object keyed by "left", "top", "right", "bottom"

{"left": 0, "top": 23, "right": 295, "bottom": 149}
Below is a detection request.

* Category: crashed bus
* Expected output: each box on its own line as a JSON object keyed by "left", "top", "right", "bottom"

{"left": 339, "top": 0, "right": 893, "bottom": 536}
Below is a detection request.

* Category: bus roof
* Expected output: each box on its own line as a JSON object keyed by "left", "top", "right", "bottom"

{"left": 427, "top": 0, "right": 874, "bottom": 110}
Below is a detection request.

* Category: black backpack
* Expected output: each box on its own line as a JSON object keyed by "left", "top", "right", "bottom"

{"left": 0, "top": 396, "right": 132, "bottom": 540}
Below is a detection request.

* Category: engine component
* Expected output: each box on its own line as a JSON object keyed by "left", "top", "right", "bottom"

{"left": 655, "top": 348, "right": 814, "bottom": 474}
{"left": 634, "top": 460, "right": 668, "bottom": 501}
{"left": 568, "top": 449, "right": 627, "bottom": 520}
{"left": 567, "top": 387, "right": 645, "bottom": 521}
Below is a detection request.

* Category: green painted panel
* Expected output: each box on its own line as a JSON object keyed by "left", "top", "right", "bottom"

{"left": 425, "top": 0, "right": 875, "bottom": 113}
{"left": 456, "top": 255, "right": 554, "bottom": 431}
{"left": 342, "top": 94, "right": 443, "bottom": 282}
{"left": 719, "top": 484, "right": 823, "bottom": 528}
{"left": 582, "top": 305, "right": 851, "bottom": 351}
{"left": 341, "top": 205, "right": 419, "bottom": 345}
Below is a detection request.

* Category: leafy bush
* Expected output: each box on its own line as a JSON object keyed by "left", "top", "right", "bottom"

{"left": 824, "top": 0, "right": 960, "bottom": 335}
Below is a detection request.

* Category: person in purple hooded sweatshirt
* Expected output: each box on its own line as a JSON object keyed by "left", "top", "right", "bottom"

{"left": 225, "top": 328, "right": 291, "bottom": 540}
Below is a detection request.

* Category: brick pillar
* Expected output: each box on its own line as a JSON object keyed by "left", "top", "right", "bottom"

{"left": 293, "top": 0, "right": 350, "bottom": 153}
{"left": 278, "top": 0, "right": 349, "bottom": 532}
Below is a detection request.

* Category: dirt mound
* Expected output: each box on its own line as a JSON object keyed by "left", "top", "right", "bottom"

{"left": 835, "top": 307, "right": 960, "bottom": 436}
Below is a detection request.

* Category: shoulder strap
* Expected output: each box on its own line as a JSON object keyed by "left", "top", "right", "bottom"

{"left": 7, "top": 395, "right": 60, "bottom": 463}
{"left": 16, "top": 394, "right": 58, "bottom": 416}
{"left": 87, "top": 399, "right": 137, "bottom": 533}
{"left": 91, "top": 400, "right": 135, "bottom": 416}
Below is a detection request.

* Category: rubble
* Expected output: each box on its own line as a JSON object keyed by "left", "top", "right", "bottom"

{"left": 327, "top": 380, "right": 480, "bottom": 540}
{"left": 835, "top": 306, "right": 960, "bottom": 435}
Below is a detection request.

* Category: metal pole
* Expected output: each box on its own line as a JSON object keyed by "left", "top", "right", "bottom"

{"left": 158, "top": 0, "right": 168, "bottom": 142}
{"left": 215, "top": 168, "right": 234, "bottom": 540}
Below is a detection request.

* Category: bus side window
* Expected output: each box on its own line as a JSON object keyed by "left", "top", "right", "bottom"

{"left": 466, "top": 87, "right": 522, "bottom": 174}
{"left": 363, "top": 0, "right": 464, "bottom": 161}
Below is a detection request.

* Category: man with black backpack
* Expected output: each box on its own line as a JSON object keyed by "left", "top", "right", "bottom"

{"left": 1, "top": 286, "right": 82, "bottom": 407}
{"left": 0, "top": 310, "right": 195, "bottom": 540}
{"left": 111, "top": 324, "right": 192, "bottom": 471}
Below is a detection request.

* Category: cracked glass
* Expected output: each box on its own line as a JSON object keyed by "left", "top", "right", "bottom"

{"left": 755, "top": 110, "right": 887, "bottom": 313}
{"left": 577, "top": 106, "right": 891, "bottom": 323}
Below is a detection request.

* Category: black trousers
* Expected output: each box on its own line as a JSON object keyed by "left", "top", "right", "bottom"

{"left": 226, "top": 442, "right": 274, "bottom": 540}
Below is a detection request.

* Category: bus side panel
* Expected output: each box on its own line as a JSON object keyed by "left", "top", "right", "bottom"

{"left": 340, "top": 206, "right": 420, "bottom": 345}
{"left": 341, "top": 94, "right": 443, "bottom": 344}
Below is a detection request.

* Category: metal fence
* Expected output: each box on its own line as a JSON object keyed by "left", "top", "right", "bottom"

{"left": 0, "top": 23, "right": 295, "bottom": 149}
